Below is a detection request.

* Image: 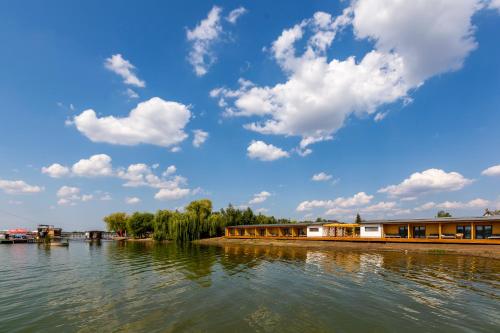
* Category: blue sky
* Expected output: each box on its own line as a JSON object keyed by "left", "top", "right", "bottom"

{"left": 1, "top": 0, "right": 500, "bottom": 230}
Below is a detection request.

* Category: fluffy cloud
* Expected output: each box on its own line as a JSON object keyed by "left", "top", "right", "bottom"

{"left": 73, "top": 97, "right": 191, "bottom": 148}
{"left": 187, "top": 6, "right": 247, "bottom": 76}
{"left": 352, "top": 0, "right": 479, "bottom": 86}
{"left": 41, "top": 163, "right": 70, "bottom": 178}
{"left": 104, "top": 54, "right": 145, "bottom": 88}
{"left": 297, "top": 192, "right": 373, "bottom": 212}
{"left": 43, "top": 154, "right": 113, "bottom": 178}
{"left": 56, "top": 186, "right": 93, "bottom": 206}
{"left": 163, "top": 165, "right": 176, "bottom": 176}
{"left": 125, "top": 197, "right": 141, "bottom": 204}
{"left": 312, "top": 172, "right": 332, "bottom": 182}
{"left": 226, "top": 7, "right": 247, "bottom": 24}
{"left": 247, "top": 140, "right": 289, "bottom": 161}
{"left": 249, "top": 191, "right": 271, "bottom": 205}
{"left": 0, "top": 179, "right": 43, "bottom": 194}
{"left": 72, "top": 154, "right": 113, "bottom": 177}
{"left": 212, "top": 1, "right": 489, "bottom": 153}
{"left": 192, "top": 129, "right": 209, "bottom": 147}
{"left": 187, "top": 6, "right": 223, "bottom": 76}
{"left": 154, "top": 188, "right": 191, "bottom": 201}
{"left": 41, "top": 154, "right": 196, "bottom": 201}
{"left": 378, "top": 169, "right": 473, "bottom": 198}
{"left": 117, "top": 163, "right": 194, "bottom": 201}
{"left": 415, "top": 198, "right": 490, "bottom": 211}
{"left": 482, "top": 164, "right": 500, "bottom": 176}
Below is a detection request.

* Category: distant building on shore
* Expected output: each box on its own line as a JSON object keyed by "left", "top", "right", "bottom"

{"left": 225, "top": 216, "right": 500, "bottom": 244}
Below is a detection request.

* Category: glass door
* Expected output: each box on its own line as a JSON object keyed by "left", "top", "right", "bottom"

{"left": 475, "top": 225, "right": 492, "bottom": 239}
{"left": 413, "top": 226, "right": 426, "bottom": 238}
{"left": 456, "top": 225, "right": 471, "bottom": 239}
{"left": 399, "top": 226, "right": 408, "bottom": 238}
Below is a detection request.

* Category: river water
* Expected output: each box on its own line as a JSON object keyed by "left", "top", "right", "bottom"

{"left": 0, "top": 241, "right": 499, "bottom": 332}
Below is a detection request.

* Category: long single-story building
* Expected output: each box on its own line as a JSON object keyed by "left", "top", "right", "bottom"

{"left": 225, "top": 216, "right": 500, "bottom": 244}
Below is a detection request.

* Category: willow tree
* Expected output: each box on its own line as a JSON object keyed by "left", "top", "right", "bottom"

{"left": 103, "top": 212, "right": 128, "bottom": 237}
{"left": 127, "top": 212, "right": 154, "bottom": 238}
{"left": 153, "top": 210, "right": 173, "bottom": 241}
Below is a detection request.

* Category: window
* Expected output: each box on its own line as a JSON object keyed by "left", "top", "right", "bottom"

{"left": 364, "top": 226, "right": 379, "bottom": 232}
{"left": 413, "top": 226, "right": 426, "bottom": 238}
{"left": 259, "top": 229, "right": 265, "bottom": 236}
{"left": 399, "top": 226, "right": 408, "bottom": 238}
{"left": 475, "top": 225, "right": 492, "bottom": 239}
{"left": 309, "top": 227, "right": 319, "bottom": 232}
{"left": 456, "top": 225, "right": 471, "bottom": 239}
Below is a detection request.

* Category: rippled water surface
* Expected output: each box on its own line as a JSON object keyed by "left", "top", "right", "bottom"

{"left": 1, "top": 241, "right": 499, "bottom": 332}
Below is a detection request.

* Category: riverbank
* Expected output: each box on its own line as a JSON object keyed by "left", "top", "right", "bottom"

{"left": 195, "top": 237, "right": 500, "bottom": 259}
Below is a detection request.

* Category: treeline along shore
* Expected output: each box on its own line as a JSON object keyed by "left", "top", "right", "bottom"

{"left": 104, "top": 199, "right": 295, "bottom": 242}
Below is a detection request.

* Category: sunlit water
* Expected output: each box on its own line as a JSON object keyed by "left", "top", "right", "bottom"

{"left": 0, "top": 241, "right": 499, "bottom": 332}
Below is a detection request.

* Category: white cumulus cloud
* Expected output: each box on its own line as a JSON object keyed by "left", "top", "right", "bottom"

{"left": 212, "top": 1, "right": 490, "bottom": 153}
{"left": 378, "top": 169, "right": 473, "bottom": 198}
{"left": 73, "top": 97, "right": 191, "bottom": 148}
{"left": 312, "top": 172, "right": 332, "bottom": 182}
{"left": 187, "top": 6, "right": 223, "bottom": 76}
{"left": 247, "top": 140, "right": 289, "bottom": 161}
{"left": 482, "top": 164, "right": 500, "bottom": 176}
{"left": 192, "top": 129, "right": 209, "bottom": 147}
{"left": 415, "top": 198, "right": 490, "bottom": 211}
{"left": 56, "top": 186, "right": 92, "bottom": 206}
{"left": 154, "top": 188, "right": 191, "bottom": 201}
{"left": 0, "top": 179, "right": 44, "bottom": 195}
{"left": 249, "top": 191, "right": 271, "bottom": 205}
{"left": 105, "top": 54, "right": 145, "bottom": 88}
{"left": 72, "top": 154, "right": 113, "bottom": 177}
{"left": 297, "top": 192, "right": 373, "bottom": 212}
{"left": 125, "top": 197, "right": 141, "bottom": 204}
{"left": 41, "top": 163, "right": 70, "bottom": 178}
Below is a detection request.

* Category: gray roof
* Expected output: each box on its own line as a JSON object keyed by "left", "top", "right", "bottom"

{"left": 360, "top": 216, "right": 500, "bottom": 225}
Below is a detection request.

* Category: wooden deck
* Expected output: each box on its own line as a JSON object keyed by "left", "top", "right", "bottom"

{"left": 225, "top": 235, "right": 500, "bottom": 245}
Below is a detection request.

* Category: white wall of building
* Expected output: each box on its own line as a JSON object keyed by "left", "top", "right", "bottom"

{"left": 360, "top": 224, "right": 383, "bottom": 238}
{"left": 307, "top": 225, "right": 324, "bottom": 237}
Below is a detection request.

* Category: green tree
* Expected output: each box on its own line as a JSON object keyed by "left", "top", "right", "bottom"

{"left": 153, "top": 210, "right": 173, "bottom": 241}
{"left": 103, "top": 212, "right": 128, "bottom": 237}
{"left": 437, "top": 210, "right": 452, "bottom": 218}
{"left": 127, "top": 212, "right": 154, "bottom": 238}
{"left": 186, "top": 199, "right": 213, "bottom": 222}
{"left": 355, "top": 213, "right": 362, "bottom": 223}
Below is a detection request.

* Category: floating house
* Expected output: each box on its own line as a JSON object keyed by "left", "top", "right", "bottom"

{"left": 85, "top": 230, "right": 103, "bottom": 240}
{"left": 225, "top": 216, "right": 500, "bottom": 244}
{"left": 37, "top": 225, "right": 62, "bottom": 239}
